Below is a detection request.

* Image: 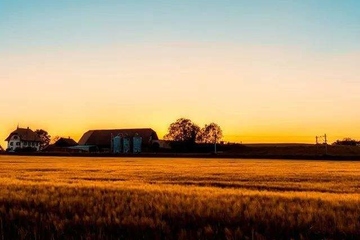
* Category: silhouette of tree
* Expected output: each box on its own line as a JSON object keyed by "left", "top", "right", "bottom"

{"left": 51, "top": 136, "right": 61, "bottom": 144}
{"left": 197, "top": 123, "right": 223, "bottom": 143}
{"left": 164, "top": 118, "right": 200, "bottom": 143}
{"left": 332, "top": 138, "right": 359, "bottom": 146}
{"left": 35, "top": 129, "right": 51, "bottom": 150}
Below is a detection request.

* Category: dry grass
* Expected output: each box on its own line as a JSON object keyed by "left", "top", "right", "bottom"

{"left": 0, "top": 156, "right": 360, "bottom": 239}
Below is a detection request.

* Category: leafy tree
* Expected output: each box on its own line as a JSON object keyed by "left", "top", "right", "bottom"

{"left": 35, "top": 129, "right": 51, "bottom": 150}
{"left": 197, "top": 123, "right": 223, "bottom": 143}
{"left": 164, "top": 118, "right": 200, "bottom": 143}
{"left": 333, "top": 138, "right": 359, "bottom": 146}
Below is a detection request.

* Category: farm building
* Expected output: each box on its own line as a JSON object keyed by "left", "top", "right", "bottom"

{"left": 78, "top": 128, "right": 159, "bottom": 152}
{"left": 43, "top": 137, "right": 78, "bottom": 152}
{"left": 5, "top": 127, "right": 42, "bottom": 152}
{"left": 54, "top": 137, "right": 78, "bottom": 147}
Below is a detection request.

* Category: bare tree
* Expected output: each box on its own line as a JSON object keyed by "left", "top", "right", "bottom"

{"left": 51, "top": 136, "right": 61, "bottom": 144}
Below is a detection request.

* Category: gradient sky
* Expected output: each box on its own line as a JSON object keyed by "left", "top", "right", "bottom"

{"left": 1, "top": 0, "right": 360, "bottom": 146}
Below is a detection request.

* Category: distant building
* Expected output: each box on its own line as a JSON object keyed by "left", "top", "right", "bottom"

{"left": 151, "top": 140, "right": 172, "bottom": 150}
{"left": 5, "top": 127, "right": 41, "bottom": 152}
{"left": 0, "top": 145, "right": 4, "bottom": 152}
{"left": 54, "top": 137, "right": 78, "bottom": 147}
{"left": 43, "top": 137, "right": 78, "bottom": 152}
{"left": 78, "top": 128, "right": 158, "bottom": 152}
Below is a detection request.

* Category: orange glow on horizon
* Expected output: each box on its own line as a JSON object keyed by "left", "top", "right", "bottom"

{"left": 1, "top": 44, "right": 360, "bottom": 147}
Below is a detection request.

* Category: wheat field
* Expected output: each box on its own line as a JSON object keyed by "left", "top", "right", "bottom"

{"left": 0, "top": 156, "right": 359, "bottom": 239}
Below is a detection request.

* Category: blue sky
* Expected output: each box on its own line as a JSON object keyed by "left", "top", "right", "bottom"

{"left": 1, "top": 0, "right": 360, "bottom": 144}
{"left": 1, "top": 0, "right": 359, "bottom": 53}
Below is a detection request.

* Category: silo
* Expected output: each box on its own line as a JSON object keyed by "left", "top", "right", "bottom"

{"left": 123, "top": 137, "right": 130, "bottom": 153}
{"left": 133, "top": 134, "right": 142, "bottom": 153}
{"left": 113, "top": 135, "right": 122, "bottom": 153}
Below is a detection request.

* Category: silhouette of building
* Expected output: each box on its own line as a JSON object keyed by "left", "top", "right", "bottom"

{"left": 43, "top": 137, "right": 78, "bottom": 152}
{"left": 5, "top": 127, "right": 41, "bottom": 152}
{"left": 78, "top": 128, "right": 158, "bottom": 152}
{"left": 54, "top": 137, "right": 78, "bottom": 147}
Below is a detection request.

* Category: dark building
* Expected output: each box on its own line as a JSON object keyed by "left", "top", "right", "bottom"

{"left": 43, "top": 137, "right": 78, "bottom": 152}
{"left": 54, "top": 137, "right": 78, "bottom": 147}
{"left": 78, "top": 128, "right": 158, "bottom": 151}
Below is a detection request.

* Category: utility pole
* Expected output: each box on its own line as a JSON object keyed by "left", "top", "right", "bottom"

{"left": 324, "top": 134, "right": 328, "bottom": 155}
{"left": 316, "top": 134, "right": 328, "bottom": 155}
{"left": 324, "top": 134, "right": 327, "bottom": 144}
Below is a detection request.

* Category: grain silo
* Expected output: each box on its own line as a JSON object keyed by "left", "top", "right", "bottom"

{"left": 123, "top": 137, "right": 130, "bottom": 153}
{"left": 133, "top": 134, "right": 142, "bottom": 153}
{"left": 112, "top": 135, "right": 122, "bottom": 153}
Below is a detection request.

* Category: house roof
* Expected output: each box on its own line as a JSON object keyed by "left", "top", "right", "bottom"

{"left": 5, "top": 128, "right": 41, "bottom": 142}
{"left": 78, "top": 128, "right": 158, "bottom": 146}
{"left": 54, "top": 137, "right": 78, "bottom": 147}
{"left": 0, "top": 145, "right": 3, "bottom": 152}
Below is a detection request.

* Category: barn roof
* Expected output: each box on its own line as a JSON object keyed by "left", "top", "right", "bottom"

{"left": 5, "top": 128, "right": 41, "bottom": 142}
{"left": 78, "top": 128, "right": 158, "bottom": 146}
{"left": 54, "top": 137, "right": 78, "bottom": 147}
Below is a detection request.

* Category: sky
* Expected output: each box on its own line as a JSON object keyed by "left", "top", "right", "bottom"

{"left": 1, "top": 0, "right": 360, "bottom": 147}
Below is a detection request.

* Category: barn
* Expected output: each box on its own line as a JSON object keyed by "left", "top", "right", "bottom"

{"left": 78, "top": 128, "right": 158, "bottom": 152}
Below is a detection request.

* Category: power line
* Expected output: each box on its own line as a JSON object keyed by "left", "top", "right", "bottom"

{"left": 315, "top": 134, "right": 328, "bottom": 155}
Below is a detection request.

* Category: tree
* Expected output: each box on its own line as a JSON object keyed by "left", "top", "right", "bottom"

{"left": 35, "top": 129, "right": 51, "bottom": 150}
{"left": 164, "top": 118, "right": 200, "bottom": 143}
{"left": 197, "top": 123, "right": 223, "bottom": 143}
{"left": 51, "top": 136, "right": 61, "bottom": 144}
{"left": 333, "top": 138, "right": 359, "bottom": 146}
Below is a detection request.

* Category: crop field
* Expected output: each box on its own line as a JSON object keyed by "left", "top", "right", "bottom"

{"left": 0, "top": 156, "right": 360, "bottom": 239}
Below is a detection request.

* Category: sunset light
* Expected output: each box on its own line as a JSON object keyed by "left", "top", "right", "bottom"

{"left": 1, "top": 1, "right": 360, "bottom": 239}
{"left": 1, "top": 1, "right": 360, "bottom": 145}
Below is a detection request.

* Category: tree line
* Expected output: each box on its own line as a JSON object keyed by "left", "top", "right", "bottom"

{"left": 164, "top": 118, "right": 223, "bottom": 144}
{"left": 332, "top": 138, "right": 360, "bottom": 146}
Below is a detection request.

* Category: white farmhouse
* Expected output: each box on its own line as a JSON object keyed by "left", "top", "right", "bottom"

{"left": 5, "top": 127, "right": 41, "bottom": 152}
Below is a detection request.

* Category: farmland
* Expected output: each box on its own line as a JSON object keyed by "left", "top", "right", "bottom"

{"left": 0, "top": 156, "right": 360, "bottom": 239}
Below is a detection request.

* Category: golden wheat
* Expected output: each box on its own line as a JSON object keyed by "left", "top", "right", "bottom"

{"left": 0, "top": 156, "right": 359, "bottom": 239}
